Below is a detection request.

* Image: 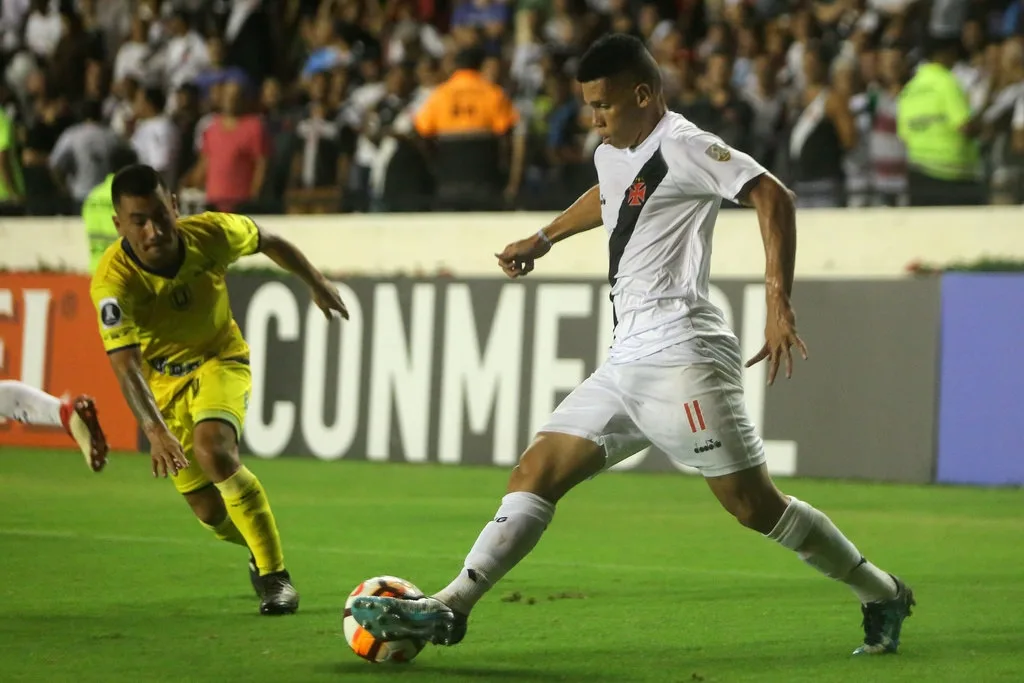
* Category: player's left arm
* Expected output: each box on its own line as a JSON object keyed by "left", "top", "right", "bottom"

{"left": 668, "top": 133, "right": 807, "bottom": 384}
{"left": 213, "top": 212, "right": 349, "bottom": 320}
{"left": 256, "top": 227, "right": 350, "bottom": 320}
{"left": 736, "top": 173, "right": 808, "bottom": 384}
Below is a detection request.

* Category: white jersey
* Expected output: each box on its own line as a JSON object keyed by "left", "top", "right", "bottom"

{"left": 595, "top": 111, "right": 766, "bottom": 365}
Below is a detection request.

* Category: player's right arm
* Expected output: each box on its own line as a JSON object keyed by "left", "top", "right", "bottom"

{"left": 90, "top": 280, "right": 188, "bottom": 477}
{"left": 495, "top": 184, "right": 602, "bottom": 278}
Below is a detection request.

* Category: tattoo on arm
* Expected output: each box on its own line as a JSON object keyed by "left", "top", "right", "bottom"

{"left": 110, "top": 349, "right": 167, "bottom": 436}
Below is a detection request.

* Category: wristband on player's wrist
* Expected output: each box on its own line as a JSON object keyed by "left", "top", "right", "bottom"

{"left": 536, "top": 229, "right": 553, "bottom": 246}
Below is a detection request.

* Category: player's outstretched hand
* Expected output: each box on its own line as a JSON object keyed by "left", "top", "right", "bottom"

{"left": 149, "top": 429, "right": 189, "bottom": 478}
{"left": 311, "top": 275, "right": 350, "bottom": 320}
{"left": 745, "top": 303, "right": 809, "bottom": 385}
{"left": 495, "top": 233, "right": 552, "bottom": 279}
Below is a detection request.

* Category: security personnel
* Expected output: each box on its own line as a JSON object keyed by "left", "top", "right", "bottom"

{"left": 414, "top": 46, "right": 519, "bottom": 211}
{"left": 82, "top": 146, "right": 138, "bottom": 274}
{"left": 897, "top": 36, "right": 984, "bottom": 206}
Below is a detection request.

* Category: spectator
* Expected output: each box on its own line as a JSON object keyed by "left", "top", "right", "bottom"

{"left": 106, "top": 75, "right": 139, "bottom": 139}
{"left": 301, "top": 15, "right": 354, "bottom": 80}
{"left": 24, "top": 0, "right": 62, "bottom": 62}
{"left": 413, "top": 45, "right": 519, "bottom": 211}
{"left": 171, "top": 84, "right": 202, "bottom": 190}
{"left": 131, "top": 86, "right": 179, "bottom": 186}
{"left": 154, "top": 11, "right": 210, "bottom": 92}
{"left": 113, "top": 17, "right": 150, "bottom": 85}
{"left": 342, "top": 58, "right": 388, "bottom": 212}
{"left": 384, "top": 0, "right": 445, "bottom": 66}
{"left": 836, "top": 57, "right": 872, "bottom": 207}
{"left": 258, "top": 77, "right": 297, "bottom": 210}
{"left": 0, "top": 0, "right": 31, "bottom": 59}
{"left": 223, "top": 0, "right": 274, "bottom": 87}
{"left": 543, "top": 0, "right": 579, "bottom": 56}
{"left": 451, "top": 0, "right": 511, "bottom": 49}
{"left": 743, "top": 54, "right": 786, "bottom": 167}
{"left": 288, "top": 70, "right": 346, "bottom": 213}
{"left": 49, "top": 99, "right": 121, "bottom": 210}
{"left": 510, "top": 10, "right": 549, "bottom": 99}
{"left": 187, "top": 78, "right": 267, "bottom": 212}
{"left": 1, "top": 0, "right": 1023, "bottom": 214}
{"left": 0, "top": 85, "right": 25, "bottom": 215}
{"left": 81, "top": 144, "right": 138, "bottom": 273}
{"left": 194, "top": 36, "right": 253, "bottom": 98}
{"left": 687, "top": 50, "right": 755, "bottom": 155}
{"left": 867, "top": 42, "right": 909, "bottom": 206}
{"left": 20, "top": 78, "right": 73, "bottom": 214}
{"left": 79, "top": 59, "right": 108, "bottom": 120}
{"left": 786, "top": 43, "right": 856, "bottom": 207}
{"left": 368, "top": 62, "right": 433, "bottom": 212}
{"left": 897, "top": 36, "right": 984, "bottom": 206}
{"left": 983, "top": 39, "right": 1024, "bottom": 204}
{"left": 48, "top": 10, "right": 96, "bottom": 103}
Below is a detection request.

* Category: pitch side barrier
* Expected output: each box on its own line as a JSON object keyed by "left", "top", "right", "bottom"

{"left": 2, "top": 209, "right": 1023, "bottom": 485}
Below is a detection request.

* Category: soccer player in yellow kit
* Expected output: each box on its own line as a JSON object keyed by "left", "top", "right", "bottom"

{"left": 89, "top": 164, "right": 348, "bottom": 615}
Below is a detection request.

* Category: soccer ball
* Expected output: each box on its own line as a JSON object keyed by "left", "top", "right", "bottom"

{"left": 343, "top": 576, "right": 426, "bottom": 663}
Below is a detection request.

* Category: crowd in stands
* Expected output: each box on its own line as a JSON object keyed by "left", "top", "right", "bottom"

{"left": 1, "top": 0, "right": 1023, "bottom": 216}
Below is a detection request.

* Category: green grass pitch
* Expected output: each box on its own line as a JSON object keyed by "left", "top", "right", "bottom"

{"left": 1, "top": 448, "right": 1022, "bottom": 682}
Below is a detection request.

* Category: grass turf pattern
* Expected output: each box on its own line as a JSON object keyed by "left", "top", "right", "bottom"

{"left": 1, "top": 449, "right": 1022, "bottom": 682}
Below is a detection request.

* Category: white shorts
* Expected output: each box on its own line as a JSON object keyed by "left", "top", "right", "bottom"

{"left": 539, "top": 342, "right": 766, "bottom": 478}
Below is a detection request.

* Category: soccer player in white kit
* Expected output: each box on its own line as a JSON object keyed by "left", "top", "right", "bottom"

{"left": 0, "top": 380, "right": 109, "bottom": 472}
{"left": 352, "top": 34, "right": 915, "bottom": 656}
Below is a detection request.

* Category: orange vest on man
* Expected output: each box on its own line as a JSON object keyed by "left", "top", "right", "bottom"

{"left": 414, "top": 48, "right": 518, "bottom": 210}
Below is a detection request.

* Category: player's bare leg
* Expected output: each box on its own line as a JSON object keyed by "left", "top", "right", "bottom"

{"left": 192, "top": 419, "right": 298, "bottom": 615}
{"left": 351, "top": 432, "right": 603, "bottom": 645}
{"left": 183, "top": 486, "right": 261, "bottom": 596}
{"left": 0, "top": 380, "right": 108, "bottom": 472}
{"left": 705, "top": 463, "right": 915, "bottom": 654}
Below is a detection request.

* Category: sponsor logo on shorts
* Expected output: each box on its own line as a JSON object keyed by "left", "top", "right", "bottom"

{"left": 149, "top": 357, "right": 203, "bottom": 377}
{"left": 694, "top": 438, "right": 723, "bottom": 454}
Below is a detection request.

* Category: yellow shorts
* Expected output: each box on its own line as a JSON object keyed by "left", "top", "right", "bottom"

{"left": 156, "top": 358, "right": 252, "bottom": 495}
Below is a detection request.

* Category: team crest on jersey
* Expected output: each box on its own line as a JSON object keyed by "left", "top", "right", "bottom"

{"left": 98, "top": 297, "right": 122, "bottom": 328}
{"left": 705, "top": 142, "right": 731, "bottom": 162}
{"left": 169, "top": 284, "right": 192, "bottom": 311}
{"left": 626, "top": 179, "right": 647, "bottom": 206}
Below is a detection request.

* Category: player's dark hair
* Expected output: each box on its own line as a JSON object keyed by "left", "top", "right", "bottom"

{"left": 576, "top": 33, "right": 662, "bottom": 91}
{"left": 111, "top": 164, "right": 168, "bottom": 204}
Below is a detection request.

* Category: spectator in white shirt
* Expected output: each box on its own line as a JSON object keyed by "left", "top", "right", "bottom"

{"left": 114, "top": 17, "right": 151, "bottom": 85}
{"left": 156, "top": 10, "right": 210, "bottom": 92}
{"left": 130, "top": 86, "right": 179, "bottom": 185}
{"left": 49, "top": 99, "right": 121, "bottom": 207}
{"left": 23, "top": 0, "right": 62, "bottom": 61}
{"left": 1, "top": 0, "right": 31, "bottom": 55}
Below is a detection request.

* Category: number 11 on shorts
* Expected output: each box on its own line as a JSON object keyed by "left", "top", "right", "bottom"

{"left": 683, "top": 400, "right": 706, "bottom": 433}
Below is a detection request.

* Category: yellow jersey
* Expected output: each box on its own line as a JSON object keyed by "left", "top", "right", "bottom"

{"left": 89, "top": 212, "right": 260, "bottom": 403}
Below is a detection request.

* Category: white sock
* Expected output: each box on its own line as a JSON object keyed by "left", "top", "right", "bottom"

{"left": 0, "top": 381, "right": 62, "bottom": 427}
{"left": 767, "top": 497, "right": 898, "bottom": 604}
{"left": 434, "top": 491, "right": 555, "bottom": 615}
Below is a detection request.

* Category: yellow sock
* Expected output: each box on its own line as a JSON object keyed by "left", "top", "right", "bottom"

{"left": 214, "top": 466, "right": 285, "bottom": 575}
{"left": 199, "top": 515, "right": 248, "bottom": 548}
